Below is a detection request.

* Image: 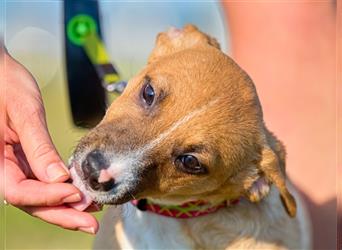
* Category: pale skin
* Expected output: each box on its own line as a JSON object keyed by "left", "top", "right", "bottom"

{"left": 222, "top": 2, "right": 336, "bottom": 248}
{"left": 2, "top": 48, "right": 99, "bottom": 234}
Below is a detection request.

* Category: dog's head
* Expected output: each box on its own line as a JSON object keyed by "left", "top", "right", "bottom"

{"left": 70, "top": 25, "right": 296, "bottom": 217}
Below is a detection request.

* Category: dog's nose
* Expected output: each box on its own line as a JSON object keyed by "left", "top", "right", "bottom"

{"left": 82, "top": 150, "right": 115, "bottom": 191}
{"left": 83, "top": 150, "right": 107, "bottom": 173}
{"left": 89, "top": 174, "right": 115, "bottom": 192}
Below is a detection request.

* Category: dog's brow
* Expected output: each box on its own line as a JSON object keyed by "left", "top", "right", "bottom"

{"left": 138, "top": 97, "right": 220, "bottom": 156}
{"left": 144, "top": 75, "right": 152, "bottom": 84}
{"left": 180, "top": 144, "right": 207, "bottom": 154}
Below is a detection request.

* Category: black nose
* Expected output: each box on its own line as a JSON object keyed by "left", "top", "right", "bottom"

{"left": 82, "top": 150, "right": 115, "bottom": 191}
{"left": 82, "top": 150, "right": 107, "bottom": 175}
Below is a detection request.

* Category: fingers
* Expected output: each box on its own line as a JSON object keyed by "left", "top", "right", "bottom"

{"left": 6, "top": 179, "right": 82, "bottom": 207}
{"left": 16, "top": 108, "right": 70, "bottom": 183}
{"left": 5, "top": 147, "right": 98, "bottom": 235}
{"left": 5, "top": 159, "right": 81, "bottom": 207}
{"left": 21, "top": 205, "right": 99, "bottom": 234}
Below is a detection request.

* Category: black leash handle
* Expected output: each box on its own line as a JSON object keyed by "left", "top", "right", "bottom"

{"left": 64, "top": 0, "right": 126, "bottom": 127}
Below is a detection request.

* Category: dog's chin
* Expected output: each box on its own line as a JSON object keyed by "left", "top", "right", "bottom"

{"left": 87, "top": 178, "right": 142, "bottom": 205}
{"left": 91, "top": 190, "right": 135, "bottom": 205}
{"left": 70, "top": 180, "right": 138, "bottom": 210}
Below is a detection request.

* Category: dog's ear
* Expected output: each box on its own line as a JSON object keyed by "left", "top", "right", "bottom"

{"left": 148, "top": 24, "right": 221, "bottom": 64}
{"left": 257, "top": 141, "right": 297, "bottom": 217}
{"left": 182, "top": 24, "right": 221, "bottom": 50}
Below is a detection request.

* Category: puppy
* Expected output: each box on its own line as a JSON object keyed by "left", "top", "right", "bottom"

{"left": 69, "top": 25, "right": 312, "bottom": 249}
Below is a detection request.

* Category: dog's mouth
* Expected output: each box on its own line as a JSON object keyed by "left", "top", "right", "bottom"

{"left": 68, "top": 164, "right": 94, "bottom": 211}
{"left": 68, "top": 161, "right": 139, "bottom": 211}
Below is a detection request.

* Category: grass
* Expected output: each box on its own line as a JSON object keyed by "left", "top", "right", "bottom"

{"left": 5, "top": 206, "right": 103, "bottom": 250}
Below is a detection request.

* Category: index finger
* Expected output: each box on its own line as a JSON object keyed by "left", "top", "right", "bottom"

{"left": 15, "top": 106, "right": 70, "bottom": 183}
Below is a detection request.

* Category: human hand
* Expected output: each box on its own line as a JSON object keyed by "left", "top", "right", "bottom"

{"left": 2, "top": 48, "right": 100, "bottom": 234}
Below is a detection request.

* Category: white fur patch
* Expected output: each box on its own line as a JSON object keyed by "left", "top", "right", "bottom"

{"left": 95, "top": 186, "right": 312, "bottom": 249}
{"left": 118, "top": 203, "right": 195, "bottom": 249}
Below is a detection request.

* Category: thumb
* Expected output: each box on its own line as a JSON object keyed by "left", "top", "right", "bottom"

{"left": 15, "top": 105, "right": 70, "bottom": 183}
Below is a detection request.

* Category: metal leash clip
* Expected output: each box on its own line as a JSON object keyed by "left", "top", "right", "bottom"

{"left": 105, "top": 81, "right": 127, "bottom": 94}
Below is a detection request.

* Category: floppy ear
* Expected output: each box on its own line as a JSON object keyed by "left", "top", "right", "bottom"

{"left": 258, "top": 144, "right": 297, "bottom": 217}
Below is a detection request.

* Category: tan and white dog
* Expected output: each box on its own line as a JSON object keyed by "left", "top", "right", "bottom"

{"left": 69, "top": 25, "right": 312, "bottom": 249}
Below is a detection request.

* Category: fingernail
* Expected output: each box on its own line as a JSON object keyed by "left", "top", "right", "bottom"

{"left": 46, "top": 163, "right": 69, "bottom": 182}
{"left": 62, "top": 193, "right": 82, "bottom": 203}
{"left": 59, "top": 162, "right": 70, "bottom": 173}
{"left": 79, "top": 227, "right": 96, "bottom": 234}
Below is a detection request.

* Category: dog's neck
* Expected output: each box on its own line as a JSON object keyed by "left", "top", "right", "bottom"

{"left": 130, "top": 197, "right": 240, "bottom": 219}
{"left": 111, "top": 186, "right": 306, "bottom": 250}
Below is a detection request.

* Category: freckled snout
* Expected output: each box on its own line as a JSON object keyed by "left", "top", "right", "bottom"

{"left": 82, "top": 150, "right": 116, "bottom": 192}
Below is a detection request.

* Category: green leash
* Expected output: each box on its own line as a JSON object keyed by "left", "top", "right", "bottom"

{"left": 67, "top": 14, "right": 126, "bottom": 94}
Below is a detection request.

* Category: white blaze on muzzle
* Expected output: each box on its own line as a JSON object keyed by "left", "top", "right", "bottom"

{"left": 69, "top": 98, "right": 220, "bottom": 211}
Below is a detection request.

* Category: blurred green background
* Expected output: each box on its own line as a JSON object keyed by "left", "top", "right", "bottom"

{"left": 3, "top": 1, "right": 226, "bottom": 249}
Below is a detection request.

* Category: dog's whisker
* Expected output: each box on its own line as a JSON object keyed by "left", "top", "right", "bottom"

{"left": 127, "top": 191, "right": 137, "bottom": 200}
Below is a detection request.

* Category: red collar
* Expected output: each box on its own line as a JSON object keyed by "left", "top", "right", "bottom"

{"left": 131, "top": 198, "right": 240, "bottom": 219}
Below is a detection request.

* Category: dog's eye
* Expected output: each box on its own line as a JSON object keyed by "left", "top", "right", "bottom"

{"left": 175, "top": 155, "right": 207, "bottom": 175}
{"left": 142, "top": 83, "right": 155, "bottom": 106}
